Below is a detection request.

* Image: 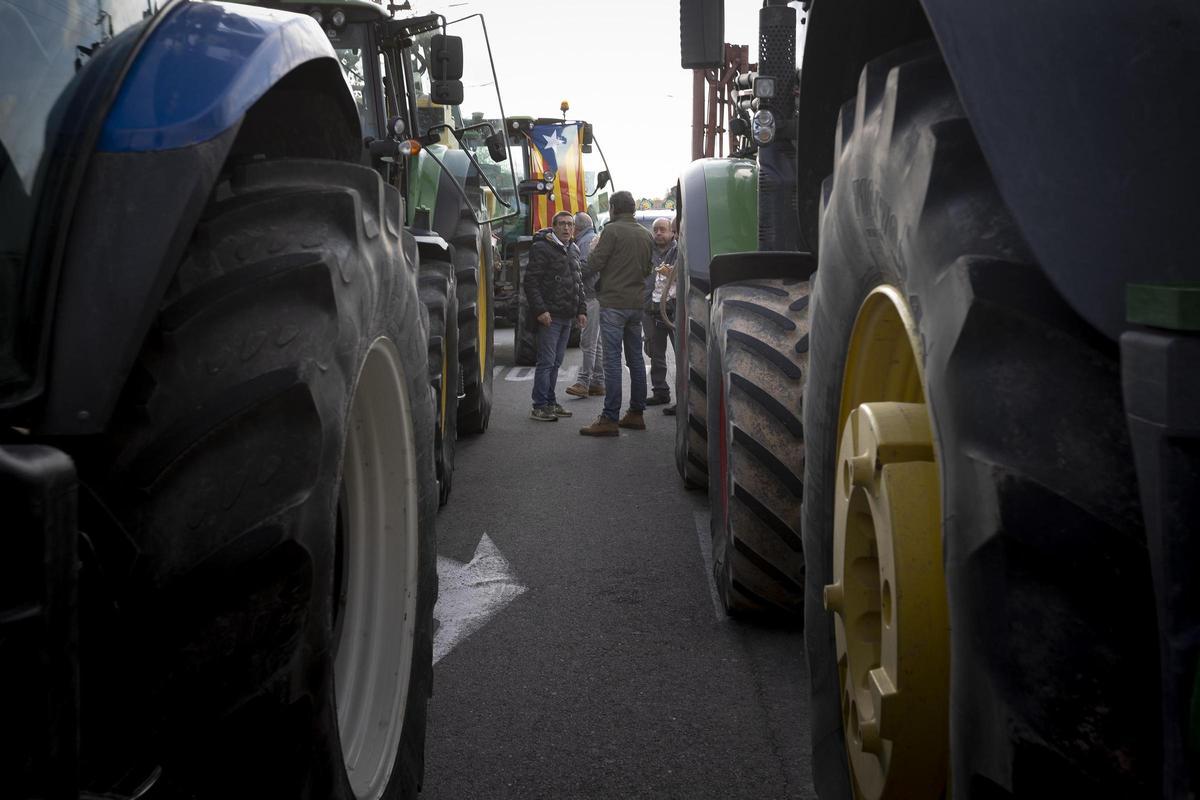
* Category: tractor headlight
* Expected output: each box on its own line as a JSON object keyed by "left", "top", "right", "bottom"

{"left": 752, "top": 109, "right": 776, "bottom": 145}
{"left": 308, "top": 8, "right": 323, "bottom": 24}
{"left": 331, "top": 9, "right": 345, "bottom": 27}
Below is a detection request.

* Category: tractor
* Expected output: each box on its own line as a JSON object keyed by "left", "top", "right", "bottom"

{"left": 0, "top": 1, "right": 480, "bottom": 796}
{"left": 239, "top": 0, "right": 521, "bottom": 506}
{"left": 679, "top": 0, "right": 1200, "bottom": 797}
{"left": 491, "top": 112, "right": 613, "bottom": 366}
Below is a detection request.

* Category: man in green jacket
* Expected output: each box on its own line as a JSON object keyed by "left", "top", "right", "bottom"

{"left": 579, "top": 191, "right": 656, "bottom": 436}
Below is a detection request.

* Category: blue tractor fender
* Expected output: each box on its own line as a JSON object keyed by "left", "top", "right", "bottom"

{"left": 40, "top": 0, "right": 362, "bottom": 434}
{"left": 99, "top": 1, "right": 352, "bottom": 152}
{"left": 799, "top": 0, "right": 1200, "bottom": 341}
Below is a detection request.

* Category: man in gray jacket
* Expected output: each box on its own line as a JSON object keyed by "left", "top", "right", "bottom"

{"left": 579, "top": 191, "right": 655, "bottom": 436}
{"left": 565, "top": 211, "right": 604, "bottom": 398}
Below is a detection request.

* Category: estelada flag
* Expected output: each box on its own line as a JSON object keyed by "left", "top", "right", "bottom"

{"left": 526, "top": 122, "right": 588, "bottom": 231}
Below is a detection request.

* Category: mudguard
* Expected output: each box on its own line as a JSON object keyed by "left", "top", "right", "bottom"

{"left": 677, "top": 157, "right": 759, "bottom": 284}
{"left": 40, "top": 1, "right": 358, "bottom": 434}
{"left": 407, "top": 146, "right": 480, "bottom": 240}
{"left": 802, "top": 0, "right": 1200, "bottom": 340}
{"left": 708, "top": 251, "right": 816, "bottom": 294}
{"left": 99, "top": 1, "right": 341, "bottom": 152}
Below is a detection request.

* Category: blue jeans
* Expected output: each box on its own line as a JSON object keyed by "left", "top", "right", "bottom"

{"left": 600, "top": 307, "right": 647, "bottom": 421}
{"left": 532, "top": 317, "right": 571, "bottom": 408}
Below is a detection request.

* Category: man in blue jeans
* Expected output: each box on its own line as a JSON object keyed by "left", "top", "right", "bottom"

{"left": 579, "top": 191, "right": 655, "bottom": 436}
{"left": 524, "top": 211, "right": 587, "bottom": 421}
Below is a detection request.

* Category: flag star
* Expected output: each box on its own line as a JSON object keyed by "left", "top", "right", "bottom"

{"left": 542, "top": 130, "right": 568, "bottom": 149}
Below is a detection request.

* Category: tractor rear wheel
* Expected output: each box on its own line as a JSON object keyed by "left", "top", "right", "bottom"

{"left": 75, "top": 159, "right": 438, "bottom": 799}
{"left": 706, "top": 279, "right": 808, "bottom": 615}
{"left": 419, "top": 259, "right": 459, "bottom": 506}
{"left": 804, "top": 42, "right": 1158, "bottom": 799}
{"left": 453, "top": 197, "right": 494, "bottom": 435}
{"left": 674, "top": 273, "right": 710, "bottom": 489}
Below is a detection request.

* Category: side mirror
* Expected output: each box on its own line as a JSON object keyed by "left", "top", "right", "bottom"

{"left": 486, "top": 131, "right": 507, "bottom": 162}
{"left": 430, "top": 79, "right": 463, "bottom": 105}
{"left": 596, "top": 170, "right": 610, "bottom": 191}
{"left": 680, "top": 0, "right": 724, "bottom": 69}
{"left": 517, "top": 178, "right": 551, "bottom": 197}
{"left": 430, "top": 34, "right": 463, "bottom": 80}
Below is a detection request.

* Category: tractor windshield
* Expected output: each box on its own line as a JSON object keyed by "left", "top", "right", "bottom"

{"left": 409, "top": 14, "right": 518, "bottom": 224}
{"left": 329, "top": 22, "right": 383, "bottom": 139}
{"left": 0, "top": 0, "right": 166, "bottom": 401}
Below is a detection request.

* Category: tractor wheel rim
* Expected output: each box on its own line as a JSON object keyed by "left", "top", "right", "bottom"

{"left": 824, "top": 286, "right": 950, "bottom": 799}
{"left": 335, "top": 337, "right": 419, "bottom": 799}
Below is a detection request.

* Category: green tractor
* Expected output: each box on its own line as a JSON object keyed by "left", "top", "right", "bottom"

{"left": 491, "top": 114, "right": 613, "bottom": 366}
{"left": 673, "top": 12, "right": 808, "bottom": 618}
{"left": 243, "top": 0, "right": 520, "bottom": 504}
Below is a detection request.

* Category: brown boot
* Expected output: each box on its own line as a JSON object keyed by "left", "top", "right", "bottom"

{"left": 579, "top": 415, "right": 620, "bottom": 437}
{"left": 618, "top": 410, "right": 646, "bottom": 430}
{"left": 565, "top": 382, "right": 589, "bottom": 398}
{"left": 588, "top": 384, "right": 606, "bottom": 396}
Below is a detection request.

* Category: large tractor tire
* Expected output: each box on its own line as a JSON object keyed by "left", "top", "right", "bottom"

{"left": 674, "top": 271, "right": 710, "bottom": 489}
{"left": 453, "top": 196, "right": 494, "bottom": 435}
{"left": 706, "top": 279, "right": 808, "bottom": 616}
{"left": 419, "top": 259, "right": 459, "bottom": 506}
{"left": 74, "top": 159, "right": 438, "bottom": 799}
{"left": 514, "top": 274, "right": 537, "bottom": 367}
{"left": 803, "top": 43, "right": 1158, "bottom": 799}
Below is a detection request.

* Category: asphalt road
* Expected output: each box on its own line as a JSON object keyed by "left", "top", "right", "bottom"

{"left": 421, "top": 327, "right": 817, "bottom": 800}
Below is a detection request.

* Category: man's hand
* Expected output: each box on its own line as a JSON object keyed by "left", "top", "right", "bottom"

{"left": 537, "top": 311, "right": 552, "bottom": 327}
{"left": 577, "top": 314, "right": 587, "bottom": 328}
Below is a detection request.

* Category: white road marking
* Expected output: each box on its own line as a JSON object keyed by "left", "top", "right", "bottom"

{"left": 433, "top": 534, "right": 528, "bottom": 664}
{"left": 694, "top": 510, "right": 726, "bottom": 622}
{"left": 504, "top": 366, "right": 535, "bottom": 381}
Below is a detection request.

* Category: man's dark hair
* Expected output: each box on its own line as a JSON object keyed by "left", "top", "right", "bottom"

{"left": 552, "top": 210, "right": 574, "bottom": 225}
{"left": 609, "top": 190, "right": 635, "bottom": 215}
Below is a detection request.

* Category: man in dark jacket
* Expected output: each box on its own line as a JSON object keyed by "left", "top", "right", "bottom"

{"left": 579, "top": 190, "right": 655, "bottom": 436}
{"left": 524, "top": 211, "right": 587, "bottom": 421}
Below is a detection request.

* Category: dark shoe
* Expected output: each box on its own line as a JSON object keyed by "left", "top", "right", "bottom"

{"left": 530, "top": 406, "right": 558, "bottom": 422}
{"left": 645, "top": 392, "right": 671, "bottom": 406}
{"left": 588, "top": 384, "right": 606, "bottom": 396}
{"left": 579, "top": 416, "right": 619, "bottom": 437}
{"left": 565, "top": 382, "right": 589, "bottom": 398}
{"left": 550, "top": 403, "right": 573, "bottom": 418}
{"left": 663, "top": 404, "right": 677, "bottom": 416}
{"left": 618, "top": 410, "right": 646, "bottom": 430}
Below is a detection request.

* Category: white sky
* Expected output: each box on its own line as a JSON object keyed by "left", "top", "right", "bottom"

{"left": 414, "top": 0, "right": 806, "bottom": 201}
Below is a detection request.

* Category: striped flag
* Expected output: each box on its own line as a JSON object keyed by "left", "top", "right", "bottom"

{"left": 527, "top": 123, "right": 588, "bottom": 231}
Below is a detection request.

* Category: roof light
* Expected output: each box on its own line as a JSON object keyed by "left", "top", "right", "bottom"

{"left": 753, "top": 76, "right": 776, "bottom": 99}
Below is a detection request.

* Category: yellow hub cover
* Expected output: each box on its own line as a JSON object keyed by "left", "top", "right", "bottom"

{"left": 825, "top": 401, "right": 949, "bottom": 799}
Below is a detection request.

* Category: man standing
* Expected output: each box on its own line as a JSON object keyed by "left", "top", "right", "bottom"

{"left": 565, "top": 211, "right": 604, "bottom": 399}
{"left": 524, "top": 211, "right": 587, "bottom": 422}
{"left": 643, "top": 217, "right": 677, "bottom": 406}
{"left": 579, "top": 191, "right": 655, "bottom": 436}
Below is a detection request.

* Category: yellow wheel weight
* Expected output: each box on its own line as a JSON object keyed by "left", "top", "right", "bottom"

{"left": 440, "top": 346, "right": 448, "bottom": 436}
{"left": 478, "top": 236, "right": 489, "bottom": 380}
{"left": 824, "top": 287, "right": 950, "bottom": 799}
